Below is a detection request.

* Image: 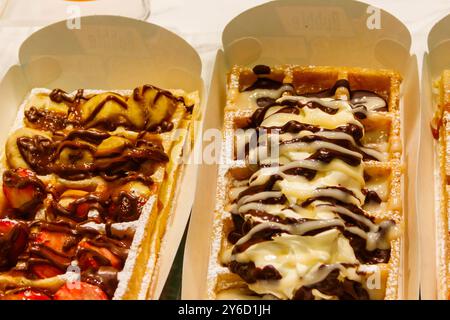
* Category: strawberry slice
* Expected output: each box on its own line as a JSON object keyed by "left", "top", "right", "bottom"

{"left": 2, "top": 168, "right": 45, "bottom": 215}
{"left": 77, "top": 240, "right": 122, "bottom": 270}
{"left": 30, "top": 263, "right": 64, "bottom": 279}
{"left": 28, "top": 244, "right": 71, "bottom": 278}
{"left": 54, "top": 282, "right": 107, "bottom": 300}
{"left": 108, "top": 192, "right": 147, "bottom": 222}
{"left": 0, "top": 288, "right": 51, "bottom": 300}
{"left": 28, "top": 228, "right": 77, "bottom": 279}
{"left": 33, "top": 229, "right": 78, "bottom": 255}
{"left": 0, "top": 219, "right": 29, "bottom": 270}
{"left": 0, "top": 220, "right": 15, "bottom": 234}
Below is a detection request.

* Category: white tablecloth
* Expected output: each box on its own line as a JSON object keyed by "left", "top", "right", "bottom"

{"left": 0, "top": 0, "right": 449, "bottom": 89}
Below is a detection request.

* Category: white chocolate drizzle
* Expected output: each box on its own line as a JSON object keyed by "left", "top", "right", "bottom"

{"left": 223, "top": 84, "right": 397, "bottom": 300}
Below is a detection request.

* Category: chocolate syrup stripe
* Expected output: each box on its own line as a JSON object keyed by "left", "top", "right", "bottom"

{"left": 265, "top": 121, "right": 364, "bottom": 141}
{"left": 244, "top": 71, "right": 388, "bottom": 112}
{"left": 29, "top": 220, "right": 131, "bottom": 247}
{"left": 249, "top": 101, "right": 338, "bottom": 128}
{"left": 64, "top": 129, "right": 111, "bottom": 144}
{"left": 243, "top": 77, "right": 292, "bottom": 92}
{"left": 28, "top": 244, "right": 73, "bottom": 270}
{"left": 229, "top": 259, "right": 370, "bottom": 300}
{"left": 229, "top": 213, "right": 391, "bottom": 265}
{"left": 81, "top": 266, "right": 119, "bottom": 298}
{"left": 247, "top": 84, "right": 387, "bottom": 130}
{"left": 233, "top": 189, "right": 377, "bottom": 234}
{"left": 50, "top": 88, "right": 86, "bottom": 106}
{"left": 82, "top": 95, "right": 129, "bottom": 126}
{"left": 249, "top": 101, "right": 366, "bottom": 136}
{"left": 292, "top": 268, "right": 370, "bottom": 300}
{"left": 239, "top": 129, "right": 380, "bottom": 172}
{"left": 279, "top": 135, "right": 378, "bottom": 162}
{"left": 251, "top": 96, "right": 378, "bottom": 127}
{"left": 134, "top": 84, "right": 186, "bottom": 105}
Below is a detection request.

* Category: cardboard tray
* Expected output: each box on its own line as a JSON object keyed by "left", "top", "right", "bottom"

{"left": 0, "top": 0, "right": 151, "bottom": 26}
{"left": 0, "top": 15, "right": 205, "bottom": 299}
{"left": 183, "top": 0, "right": 420, "bottom": 300}
{"left": 420, "top": 13, "right": 450, "bottom": 300}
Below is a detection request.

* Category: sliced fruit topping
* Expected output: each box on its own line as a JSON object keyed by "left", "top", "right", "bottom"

{"left": 82, "top": 266, "right": 119, "bottom": 298}
{"left": 6, "top": 128, "right": 54, "bottom": 172}
{"left": 28, "top": 244, "right": 72, "bottom": 276}
{"left": 53, "top": 191, "right": 105, "bottom": 223}
{"left": 81, "top": 92, "right": 144, "bottom": 131}
{"left": 32, "top": 229, "right": 78, "bottom": 255}
{"left": 108, "top": 191, "right": 145, "bottom": 223}
{"left": 30, "top": 263, "right": 64, "bottom": 279}
{"left": 146, "top": 92, "right": 177, "bottom": 131}
{"left": 0, "top": 288, "right": 51, "bottom": 300}
{"left": 95, "top": 136, "right": 131, "bottom": 158}
{"left": 54, "top": 282, "right": 108, "bottom": 300}
{"left": 2, "top": 168, "right": 46, "bottom": 216}
{"left": 0, "top": 219, "right": 29, "bottom": 270}
{"left": 77, "top": 239, "right": 123, "bottom": 270}
{"left": 57, "top": 143, "right": 95, "bottom": 168}
{"left": 131, "top": 85, "right": 178, "bottom": 131}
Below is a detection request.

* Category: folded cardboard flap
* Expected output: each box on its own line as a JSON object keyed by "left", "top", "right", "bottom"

{"left": 428, "top": 15, "right": 450, "bottom": 78}
{"left": 222, "top": 0, "right": 411, "bottom": 71}
{"left": 0, "top": 0, "right": 150, "bottom": 27}
{"left": 183, "top": 0, "right": 420, "bottom": 300}
{"left": 428, "top": 14, "right": 450, "bottom": 53}
{"left": 18, "top": 15, "right": 202, "bottom": 92}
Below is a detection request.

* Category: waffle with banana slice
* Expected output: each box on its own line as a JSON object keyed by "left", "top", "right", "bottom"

{"left": 0, "top": 86, "right": 198, "bottom": 300}
{"left": 433, "top": 70, "right": 450, "bottom": 300}
{"left": 209, "top": 65, "right": 403, "bottom": 300}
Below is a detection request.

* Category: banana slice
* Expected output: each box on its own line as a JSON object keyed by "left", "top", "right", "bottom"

{"left": 6, "top": 128, "right": 52, "bottom": 169}
{"left": 129, "top": 86, "right": 178, "bottom": 131}
{"left": 95, "top": 136, "right": 131, "bottom": 158}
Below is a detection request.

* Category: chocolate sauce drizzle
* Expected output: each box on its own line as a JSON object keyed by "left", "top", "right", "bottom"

{"left": 15, "top": 129, "right": 168, "bottom": 180}
{"left": 25, "top": 85, "right": 185, "bottom": 133}
{"left": 9, "top": 219, "right": 132, "bottom": 298}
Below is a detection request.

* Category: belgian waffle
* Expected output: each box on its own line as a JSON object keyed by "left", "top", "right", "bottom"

{"left": 208, "top": 65, "right": 403, "bottom": 300}
{"left": 0, "top": 85, "right": 198, "bottom": 300}
{"left": 433, "top": 70, "right": 450, "bottom": 300}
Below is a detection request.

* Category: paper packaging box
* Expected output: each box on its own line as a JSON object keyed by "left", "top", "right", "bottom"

{"left": 420, "top": 14, "right": 450, "bottom": 300}
{"left": 183, "top": 0, "right": 420, "bottom": 300}
{"left": 0, "top": 15, "right": 204, "bottom": 299}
